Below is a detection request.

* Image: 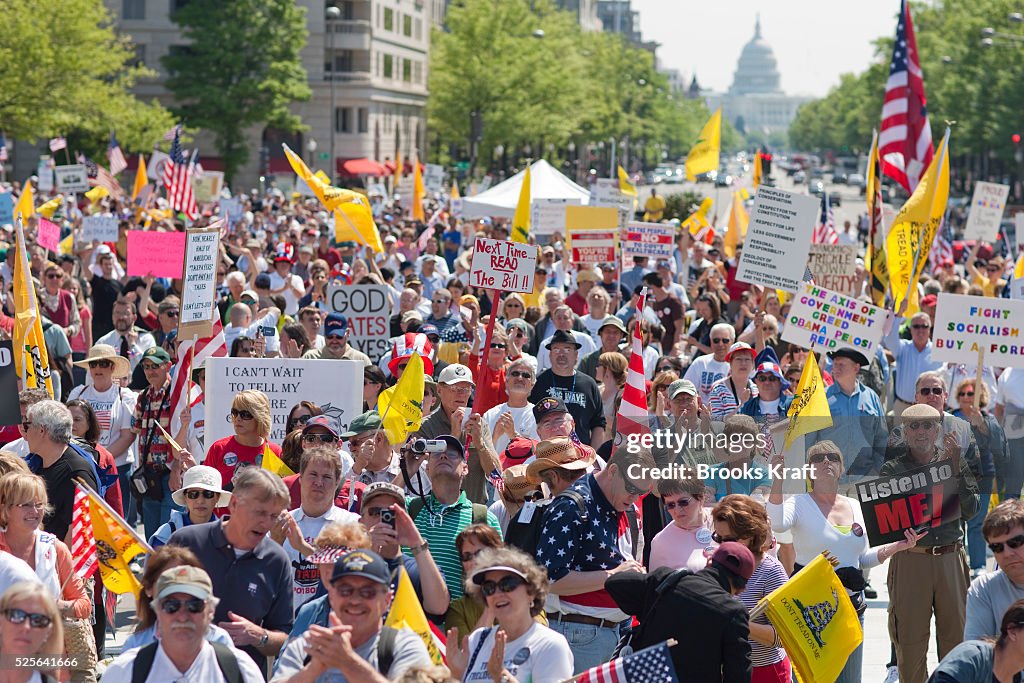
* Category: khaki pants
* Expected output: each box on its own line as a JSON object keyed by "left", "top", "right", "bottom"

{"left": 893, "top": 399, "right": 914, "bottom": 418}
{"left": 887, "top": 547, "right": 969, "bottom": 683}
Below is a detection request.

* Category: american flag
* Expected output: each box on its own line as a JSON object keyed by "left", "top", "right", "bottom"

{"left": 615, "top": 287, "right": 651, "bottom": 445}
{"left": 107, "top": 132, "right": 128, "bottom": 175}
{"left": 163, "top": 126, "right": 197, "bottom": 219}
{"left": 91, "top": 164, "right": 126, "bottom": 199}
{"left": 49, "top": 137, "right": 67, "bottom": 153}
{"left": 168, "top": 319, "right": 227, "bottom": 436}
{"left": 486, "top": 469, "right": 506, "bottom": 494}
{"left": 929, "top": 208, "right": 954, "bottom": 270}
{"left": 162, "top": 125, "right": 181, "bottom": 142}
{"left": 803, "top": 265, "right": 817, "bottom": 287}
{"left": 879, "top": 0, "right": 934, "bottom": 193}
{"left": 812, "top": 192, "right": 838, "bottom": 244}
{"left": 577, "top": 641, "right": 679, "bottom": 683}
{"left": 70, "top": 486, "right": 97, "bottom": 580}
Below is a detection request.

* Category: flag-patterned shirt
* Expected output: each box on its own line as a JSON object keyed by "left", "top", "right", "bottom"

{"left": 132, "top": 380, "right": 173, "bottom": 472}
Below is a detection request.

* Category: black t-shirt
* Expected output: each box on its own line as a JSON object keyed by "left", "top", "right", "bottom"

{"left": 90, "top": 274, "right": 122, "bottom": 340}
{"left": 529, "top": 370, "right": 606, "bottom": 446}
{"left": 40, "top": 447, "right": 98, "bottom": 542}
{"left": 651, "top": 295, "right": 684, "bottom": 347}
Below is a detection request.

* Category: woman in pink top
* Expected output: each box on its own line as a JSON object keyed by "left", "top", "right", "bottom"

{"left": 41, "top": 264, "right": 81, "bottom": 340}
{"left": 64, "top": 277, "right": 92, "bottom": 355}
{"left": 648, "top": 471, "right": 716, "bottom": 572}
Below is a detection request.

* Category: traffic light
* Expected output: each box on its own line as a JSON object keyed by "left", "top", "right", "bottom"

{"left": 1013, "top": 134, "right": 1021, "bottom": 144}
{"left": 762, "top": 153, "right": 773, "bottom": 176}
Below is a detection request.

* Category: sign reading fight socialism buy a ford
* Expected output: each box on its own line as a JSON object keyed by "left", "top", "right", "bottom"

{"left": 932, "top": 293, "right": 1024, "bottom": 369}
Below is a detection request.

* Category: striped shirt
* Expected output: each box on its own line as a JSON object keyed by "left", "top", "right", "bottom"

{"left": 706, "top": 376, "right": 757, "bottom": 418}
{"left": 737, "top": 554, "right": 789, "bottom": 667}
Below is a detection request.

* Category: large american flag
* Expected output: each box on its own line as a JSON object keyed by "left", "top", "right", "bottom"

{"left": 163, "top": 126, "right": 197, "bottom": 220}
{"left": 107, "top": 132, "right": 128, "bottom": 175}
{"left": 168, "top": 319, "right": 227, "bottom": 437}
{"left": 879, "top": 0, "right": 933, "bottom": 193}
{"left": 577, "top": 641, "right": 679, "bottom": 683}
{"left": 812, "top": 192, "right": 838, "bottom": 245}
{"left": 70, "top": 486, "right": 97, "bottom": 580}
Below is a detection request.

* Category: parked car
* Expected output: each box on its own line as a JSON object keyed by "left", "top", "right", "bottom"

{"left": 810, "top": 181, "right": 842, "bottom": 206}
{"left": 847, "top": 173, "right": 865, "bottom": 188}
{"left": 793, "top": 170, "right": 807, "bottom": 183}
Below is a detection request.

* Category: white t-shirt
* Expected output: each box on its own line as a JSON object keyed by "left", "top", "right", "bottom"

{"left": 580, "top": 314, "right": 606, "bottom": 339}
{"left": 282, "top": 505, "right": 360, "bottom": 613}
{"left": 268, "top": 271, "right": 304, "bottom": 315}
{"left": 463, "top": 623, "right": 573, "bottom": 683}
{"left": 996, "top": 368, "right": 1024, "bottom": 440}
{"left": 483, "top": 402, "right": 539, "bottom": 455}
{"left": 68, "top": 384, "right": 138, "bottom": 466}
{"left": 683, "top": 354, "right": 730, "bottom": 403}
{"left": 100, "top": 641, "right": 264, "bottom": 683}
{"left": 0, "top": 552, "right": 42, "bottom": 598}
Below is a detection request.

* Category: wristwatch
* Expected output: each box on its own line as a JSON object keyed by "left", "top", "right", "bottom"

{"left": 409, "top": 539, "right": 430, "bottom": 556}
{"left": 256, "top": 630, "right": 270, "bottom": 648}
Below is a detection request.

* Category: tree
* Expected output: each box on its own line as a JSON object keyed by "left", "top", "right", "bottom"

{"left": 0, "top": 0, "right": 174, "bottom": 154}
{"left": 163, "top": 0, "right": 311, "bottom": 183}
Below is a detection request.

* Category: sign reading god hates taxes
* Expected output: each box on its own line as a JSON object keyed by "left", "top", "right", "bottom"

{"left": 326, "top": 284, "right": 392, "bottom": 363}
{"left": 205, "top": 357, "right": 363, "bottom": 444}
{"left": 932, "top": 293, "right": 1024, "bottom": 368}
{"left": 736, "top": 187, "right": 818, "bottom": 293}
{"left": 621, "top": 222, "right": 675, "bottom": 261}
{"left": 782, "top": 283, "right": 887, "bottom": 355}
{"left": 469, "top": 237, "right": 536, "bottom": 293}
{"left": 963, "top": 181, "right": 1010, "bottom": 242}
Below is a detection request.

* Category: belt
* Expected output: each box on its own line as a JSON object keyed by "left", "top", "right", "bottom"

{"left": 906, "top": 541, "right": 962, "bottom": 556}
{"left": 546, "top": 612, "right": 619, "bottom": 629}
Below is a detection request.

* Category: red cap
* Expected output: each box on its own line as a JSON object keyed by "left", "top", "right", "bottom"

{"left": 711, "top": 542, "right": 756, "bottom": 581}
{"left": 920, "top": 294, "right": 938, "bottom": 308}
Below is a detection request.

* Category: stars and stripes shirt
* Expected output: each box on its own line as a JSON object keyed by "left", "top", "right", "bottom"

{"left": 536, "top": 473, "right": 639, "bottom": 622}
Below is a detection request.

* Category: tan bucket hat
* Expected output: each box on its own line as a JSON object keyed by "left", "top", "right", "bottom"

{"left": 72, "top": 343, "right": 131, "bottom": 379}
{"left": 526, "top": 438, "right": 596, "bottom": 483}
{"left": 500, "top": 464, "right": 543, "bottom": 503}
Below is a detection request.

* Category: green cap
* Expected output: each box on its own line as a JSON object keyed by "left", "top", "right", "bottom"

{"left": 341, "top": 410, "right": 382, "bottom": 439}
{"left": 142, "top": 347, "right": 172, "bottom": 366}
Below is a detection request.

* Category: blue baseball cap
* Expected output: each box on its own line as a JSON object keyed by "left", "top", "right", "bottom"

{"left": 419, "top": 323, "right": 440, "bottom": 338}
{"left": 324, "top": 312, "right": 348, "bottom": 338}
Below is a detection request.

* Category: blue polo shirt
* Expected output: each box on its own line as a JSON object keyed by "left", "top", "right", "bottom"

{"left": 808, "top": 381, "right": 888, "bottom": 477}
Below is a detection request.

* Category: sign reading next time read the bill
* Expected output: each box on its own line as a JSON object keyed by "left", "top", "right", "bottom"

{"left": 932, "top": 293, "right": 1024, "bottom": 369}
{"left": 736, "top": 187, "right": 819, "bottom": 293}
{"left": 470, "top": 237, "right": 536, "bottom": 293}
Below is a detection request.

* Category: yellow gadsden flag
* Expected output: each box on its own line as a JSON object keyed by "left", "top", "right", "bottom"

{"left": 14, "top": 182, "right": 34, "bottom": 221}
{"left": 377, "top": 352, "right": 425, "bottom": 444}
{"left": 685, "top": 107, "right": 722, "bottom": 181}
{"left": 412, "top": 159, "right": 425, "bottom": 222}
{"left": 282, "top": 143, "right": 366, "bottom": 213}
{"left": 334, "top": 199, "right": 384, "bottom": 253}
{"left": 724, "top": 191, "right": 748, "bottom": 258}
{"left": 681, "top": 197, "right": 714, "bottom": 243}
{"left": 784, "top": 352, "right": 831, "bottom": 450}
{"left": 385, "top": 565, "right": 445, "bottom": 665}
{"left": 37, "top": 195, "right": 62, "bottom": 219}
{"left": 885, "top": 128, "right": 950, "bottom": 315}
{"left": 86, "top": 486, "right": 149, "bottom": 594}
{"left": 752, "top": 152, "right": 763, "bottom": 188}
{"left": 13, "top": 220, "right": 53, "bottom": 397}
{"left": 617, "top": 165, "right": 637, "bottom": 196}
{"left": 757, "top": 554, "right": 863, "bottom": 683}
{"left": 511, "top": 165, "right": 531, "bottom": 243}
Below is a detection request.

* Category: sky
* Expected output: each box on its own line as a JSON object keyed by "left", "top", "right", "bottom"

{"left": 630, "top": 0, "right": 905, "bottom": 97}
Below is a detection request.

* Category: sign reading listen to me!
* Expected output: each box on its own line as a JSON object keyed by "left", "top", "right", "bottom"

{"left": 469, "top": 237, "right": 537, "bottom": 293}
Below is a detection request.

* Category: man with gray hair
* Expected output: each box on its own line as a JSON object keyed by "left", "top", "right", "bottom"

{"left": 168, "top": 467, "right": 293, "bottom": 676}
{"left": 682, "top": 322, "right": 734, "bottom": 403}
{"left": 25, "top": 399, "right": 98, "bottom": 544}
{"left": 483, "top": 356, "right": 540, "bottom": 454}
{"left": 884, "top": 370, "right": 979, "bottom": 471}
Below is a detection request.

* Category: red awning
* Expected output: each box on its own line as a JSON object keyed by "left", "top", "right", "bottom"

{"left": 338, "top": 157, "right": 385, "bottom": 177}
{"left": 381, "top": 159, "right": 424, "bottom": 175}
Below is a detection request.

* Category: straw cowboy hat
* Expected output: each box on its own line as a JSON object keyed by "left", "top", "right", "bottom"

{"left": 526, "top": 438, "right": 596, "bottom": 484}
{"left": 72, "top": 344, "right": 131, "bottom": 379}
{"left": 500, "top": 464, "right": 543, "bottom": 503}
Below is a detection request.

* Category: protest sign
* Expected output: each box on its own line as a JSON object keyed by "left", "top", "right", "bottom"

{"left": 856, "top": 461, "right": 961, "bottom": 546}
{"left": 424, "top": 164, "right": 445, "bottom": 193}
{"left": 622, "top": 222, "right": 675, "bottom": 261}
{"left": 932, "top": 293, "right": 1024, "bottom": 368}
{"left": 806, "top": 244, "right": 858, "bottom": 295}
{"left": 565, "top": 205, "right": 619, "bottom": 251}
{"left": 205, "top": 358, "right": 363, "bottom": 443}
{"left": 54, "top": 165, "right": 89, "bottom": 193}
{"left": 179, "top": 224, "right": 222, "bottom": 339}
{"left": 568, "top": 230, "right": 617, "bottom": 264}
{"left": 781, "top": 282, "right": 888, "bottom": 355}
{"left": 80, "top": 216, "right": 120, "bottom": 243}
{"left": 590, "top": 178, "right": 632, "bottom": 213}
{"left": 36, "top": 218, "right": 60, "bottom": 252}
{"left": 326, "top": 284, "right": 393, "bottom": 362}
{"left": 0, "top": 193, "right": 13, "bottom": 225}
{"left": 0, "top": 341, "right": 18, "bottom": 426}
{"left": 964, "top": 181, "right": 1010, "bottom": 242}
{"left": 531, "top": 198, "right": 580, "bottom": 236}
{"left": 147, "top": 151, "right": 170, "bottom": 181}
{"left": 219, "top": 198, "right": 243, "bottom": 225}
{"left": 736, "top": 187, "right": 818, "bottom": 292}
{"left": 469, "top": 237, "right": 536, "bottom": 293}
{"left": 37, "top": 158, "right": 53, "bottom": 193}
{"left": 192, "top": 171, "right": 224, "bottom": 203}
{"left": 126, "top": 230, "right": 187, "bottom": 278}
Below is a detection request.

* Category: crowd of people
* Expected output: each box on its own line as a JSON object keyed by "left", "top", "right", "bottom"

{"left": 0, "top": 179, "right": 1022, "bottom": 683}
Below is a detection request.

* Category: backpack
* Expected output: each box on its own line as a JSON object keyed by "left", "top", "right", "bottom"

{"left": 611, "top": 567, "right": 691, "bottom": 659}
{"left": 300, "top": 625, "right": 398, "bottom": 674}
{"left": 132, "top": 641, "right": 241, "bottom": 683}
{"left": 408, "top": 497, "right": 488, "bottom": 526}
{"left": 68, "top": 438, "right": 117, "bottom": 498}
{"left": 504, "top": 490, "right": 588, "bottom": 557}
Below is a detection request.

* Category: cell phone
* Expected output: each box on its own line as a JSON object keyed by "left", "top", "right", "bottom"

{"left": 379, "top": 508, "right": 396, "bottom": 529}
{"left": 913, "top": 525, "right": 931, "bottom": 535}
{"left": 260, "top": 325, "right": 277, "bottom": 338}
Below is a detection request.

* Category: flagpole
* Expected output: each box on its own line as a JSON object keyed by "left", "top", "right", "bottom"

{"left": 64, "top": 147, "right": 71, "bottom": 166}
{"left": 74, "top": 477, "right": 154, "bottom": 552}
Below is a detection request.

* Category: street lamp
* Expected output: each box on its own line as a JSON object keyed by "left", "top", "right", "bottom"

{"left": 307, "top": 137, "right": 318, "bottom": 166}
{"left": 326, "top": 5, "right": 342, "bottom": 182}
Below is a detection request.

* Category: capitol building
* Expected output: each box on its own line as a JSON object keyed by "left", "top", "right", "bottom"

{"left": 703, "top": 16, "right": 811, "bottom": 136}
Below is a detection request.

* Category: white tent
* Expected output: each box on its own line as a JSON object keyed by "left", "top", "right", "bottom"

{"left": 460, "top": 159, "right": 590, "bottom": 219}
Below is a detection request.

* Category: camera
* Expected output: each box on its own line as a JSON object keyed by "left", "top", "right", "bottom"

{"left": 408, "top": 438, "right": 446, "bottom": 455}
{"left": 379, "top": 508, "right": 396, "bottom": 529}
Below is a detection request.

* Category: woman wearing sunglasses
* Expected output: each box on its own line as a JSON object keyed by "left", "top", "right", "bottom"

{"left": 767, "top": 440, "right": 925, "bottom": 683}
{"left": 203, "top": 390, "right": 283, "bottom": 489}
{"left": 648, "top": 473, "right": 714, "bottom": 572}
{"left": 0, "top": 582, "right": 64, "bottom": 683}
{"left": 148, "top": 466, "right": 229, "bottom": 548}
{"left": 447, "top": 546, "right": 572, "bottom": 683}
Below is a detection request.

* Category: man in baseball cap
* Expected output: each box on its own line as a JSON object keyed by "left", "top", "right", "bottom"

{"left": 579, "top": 316, "right": 628, "bottom": 379}
{"left": 308, "top": 312, "right": 372, "bottom": 364}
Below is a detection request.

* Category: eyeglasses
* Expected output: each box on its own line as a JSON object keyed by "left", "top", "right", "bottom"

{"left": 333, "top": 584, "right": 385, "bottom": 600}
{"left": 230, "top": 409, "right": 255, "bottom": 420}
{"left": 429, "top": 450, "right": 464, "bottom": 461}
{"left": 88, "top": 360, "right": 114, "bottom": 369}
{"left": 906, "top": 420, "right": 939, "bottom": 431}
{"left": 3, "top": 608, "right": 52, "bottom": 629}
{"left": 958, "top": 391, "right": 975, "bottom": 398}
{"left": 663, "top": 497, "right": 693, "bottom": 511}
{"left": 809, "top": 453, "right": 842, "bottom": 465}
{"left": 508, "top": 371, "right": 533, "bottom": 379}
{"left": 14, "top": 502, "right": 47, "bottom": 511}
{"left": 911, "top": 324, "right": 931, "bottom": 330}
{"left": 490, "top": 343, "right": 506, "bottom": 350}
{"left": 657, "top": 366, "right": 674, "bottom": 373}
{"left": 711, "top": 532, "right": 737, "bottom": 544}
{"left": 988, "top": 533, "right": 1024, "bottom": 554}
{"left": 160, "top": 598, "right": 207, "bottom": 615}
{"left": 302, "top": 433, "right": 336, "bottom": 444}
{"left": 711, "top": 338, "right": 732, "bottom": 344}
{"left": 142, "top": 363, "right": 163, "bottom": 371}
{"left": 480, "top": 576, "right": 526, "bottom": 597}
{"left": 162, "top": 310, "right": 180, "bottom": 318}
{"left": 460, "top": 549, "right": 482, "bottom": 563}
{"left": 918, "top": 387, "right": 944, "bottom": 396}
{"left": 620, "top": 472, "right": 647, "bottom": 497}
{"left": 45, "top": 272, "right": 63, "bottom": 280}
{"left": 185, "top": 490, "right": 217, "bottom": 500}
{"left": 755, "top": 375, "right": 780, "bottom": 383}
{"left": 505, "top": 302, "right": 523, "bottom": 308}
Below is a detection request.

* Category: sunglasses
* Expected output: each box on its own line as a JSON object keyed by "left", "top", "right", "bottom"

{"left": 490, "top": 343, "right": 506, "bottom": 350}
{"left": 480, "top": 575, "right": 526, "bottom": 597}
{"left": 89, "top": 359, "right": 114, "bottom": 369}
{"left": 185, "top": 490, "right": 217, "bottom": 500}
{"left": 918, "top": 387, "right": 943, "bottom": 396}
{"left": 45, "top": 272, "right": 63, "bottom": 279}
{"left": 333, "top": 584, "right": 385, "bottom": 600}
{"left": 302, "top": 433, "right": 336, "bottom": 444}
{"left": 162, "top": 310, "right": 180, "bottom": 318}
{"left": 906, "top": 420, "right": 938, "bottom": 431}
{"left": 711, "top": 338, "right": 732, "bottom": 344}
{"left": 460, "top": 549, "right": 482, "bottom": 563}
{"left": 3, "top": 608, "right": 52, "bottom": 629}
{"left": 505, "top": 302, "right": 523, "bottom": 308}
{"left": 160, "top": 598, "right": 207, "bottom": 615}
{"left": 230, "top": 409, "right": 255, "bottom": 420}
{"left": 663, "top": 497, "right": 693, "bottom": 511}
{"left": 508, "top": 370, "right": 533, "bottom": 379}
{"left": 657, "top": 366, "right": 674, "bottom": 373}
{"left": 809, "top": 453, "right": 842, "bottom": 464}
{"left": 620, "top": 474, "right": 647, "bottom": 497}
{"left": 911, "top": 324, "right": 931, "bottom": 330}
{"left": 988, "top": 533, "right": 1024, "bottom": 554}
{"left": 711, "top": 532, "right": 737, "bottom": 544}
{"left": 755, "top": 375, "right": 780, "bottom": 383}
{"left": 958, "top": 391, "right": 975, "bottom": 398}
{"left": 287, "top": 414, "right": 313, "bottom": 430}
